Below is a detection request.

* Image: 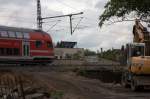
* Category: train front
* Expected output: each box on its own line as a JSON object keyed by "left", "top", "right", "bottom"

{"left": 29, "top": 30, "right": 54, "bottom": 64}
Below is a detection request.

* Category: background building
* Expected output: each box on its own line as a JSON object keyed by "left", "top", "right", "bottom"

{"left": 54, "top": 41, "right": 84, "bottom": 60}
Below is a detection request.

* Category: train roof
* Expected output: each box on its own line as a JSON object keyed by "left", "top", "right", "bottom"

{"left": 0, "top": 25, "right": 47, "bottom": 33}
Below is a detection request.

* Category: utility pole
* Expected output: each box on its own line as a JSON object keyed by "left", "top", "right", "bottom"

{"left": 37, "top": 0, "right": 42, "bottom": 30}
{"left": 69, "top": 15, "right": 73, "bottom": 35}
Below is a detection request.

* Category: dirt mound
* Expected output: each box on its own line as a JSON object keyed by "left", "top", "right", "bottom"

{"left": 0, "top": 71, "right": 63, "bottom": 99}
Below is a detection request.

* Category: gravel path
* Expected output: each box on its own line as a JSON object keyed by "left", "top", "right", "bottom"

{"left": 28, "top": 71, "right": 150, "bottom": 99}
{"left": 0, "top": 65, "right": 150, "bottom": 99}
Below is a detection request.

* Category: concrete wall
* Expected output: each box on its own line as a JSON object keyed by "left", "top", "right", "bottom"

{"left": 52, "top": 59, "right": 120, "bottom": 66}
{"left": 54, "top": 48, "right": 84, "bottom": 59}
{"left": 52, "top": 59, "right": 84, "bottom": 66}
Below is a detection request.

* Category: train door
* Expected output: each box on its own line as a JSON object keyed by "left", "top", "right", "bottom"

{"left": 23, "top": 41, "right": 30, "bottom": 57}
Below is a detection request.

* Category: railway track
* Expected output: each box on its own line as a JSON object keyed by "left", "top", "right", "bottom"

{"left": 0, "top": 64, "right": 55, "bottom": 72}
{"left": 0, "top": 63, "right": 123, "bottom": 74}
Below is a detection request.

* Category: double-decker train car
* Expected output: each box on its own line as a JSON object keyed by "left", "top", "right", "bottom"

{"left": 0, "top": 26, "right": 54, "bottom": 64}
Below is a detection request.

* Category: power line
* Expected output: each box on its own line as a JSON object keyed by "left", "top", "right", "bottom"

{"left": 50, "top": 29, "right": 65, "bottom": 32}
{"left": 46, "top": 18, "right": 97, "bottom": 29}
{"left": 39, "top": 11, "right": 83, "bottom": 34}
{"left": 5, "top": 19, "right": 35, "bottom": 24}
{"left": 0, "top": 16, "right": 36, "bottom": 24}
{"left": 36, "top": 0, "right": 84, "bottom": 35}
{"left": 43, "top": 20, "right": 61, "bottom": 23}
{"left": 55, "top": 0, "right": 78, "bottom": 11}
{"left": 72, "top": 17, "right": 84, "bottom": 20}
{"left": 46, "top": 24, "right": 95, "bottom": 31}
{"left": 46, "top": 20, "right": 61, "bottom": 32}
{"left": 73, "top": 17, "right": 84, "bottom": 33}
{"left": 0, "top": 15, "right": 36, "bottom": 20}
{"left": 44, "top": 18, "right": 97, "bottom": 29}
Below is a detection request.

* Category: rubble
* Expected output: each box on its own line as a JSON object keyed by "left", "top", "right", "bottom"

{"left": 0, "top": 71, "right": 63, "bottom": 99}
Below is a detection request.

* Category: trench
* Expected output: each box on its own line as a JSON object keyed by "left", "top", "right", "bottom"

{"left": 77, "top": 69, "right": 123, "bottom": 83}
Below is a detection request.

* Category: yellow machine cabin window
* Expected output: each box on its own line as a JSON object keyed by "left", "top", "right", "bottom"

{"left": 131, "top": 46, "right": 144, "bottom": 57}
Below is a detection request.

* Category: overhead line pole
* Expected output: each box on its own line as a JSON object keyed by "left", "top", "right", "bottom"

{"left": 37, "top": 0, "right": 42, "bottom": 30}
{"left": 37, "top": 0, "right": 83, "bottom": 34}
{"left": 69, "top": 15, "right": 73, "bottom": 35}
{"left": 41, "top": 12, "right": 83, "bottom": 19}
{"left": 42, "top": 12, "right": 83, "bottom": 35}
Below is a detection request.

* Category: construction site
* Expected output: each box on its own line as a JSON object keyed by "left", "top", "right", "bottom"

{"left": 0, "top": 0, "right": 150, "bottom": 99}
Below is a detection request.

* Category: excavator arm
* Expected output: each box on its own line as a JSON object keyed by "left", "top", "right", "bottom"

{"left": 133, "top": 19, "right": 145, "bottom": 43}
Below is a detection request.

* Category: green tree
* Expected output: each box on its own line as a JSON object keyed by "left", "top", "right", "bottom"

{"left": 102, "top": 49, "right": 122, "bottom": 61}
{"left": 73, "top": 51, "right": 82, "bottom": 60}
{"left": 99, "top": 0, "right": 150, "bottom": 27}
{"left": 84, "top": 49, "right": 96, "bottom": 56}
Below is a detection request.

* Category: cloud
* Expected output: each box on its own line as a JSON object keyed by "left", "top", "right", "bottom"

{"left": 0, "top": 0, "right": 32, "bottom": 6}
{"left": 95, "top": 0, "right": 108, "bottom": 9}
{"left": 0, "top": 0, "right": 136, "bottom": 51}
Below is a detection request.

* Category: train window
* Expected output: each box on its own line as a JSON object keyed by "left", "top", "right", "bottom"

{"left": 0, "top": 48, "right": 4, "bottom": 55}
{"left": 47, "top": 42, "right": 53, "bottom": 48}
{"left": 16, "top": 32, "right": 23, "bottom": 38}
{"left": 6, "top": 48, "right": 12, "bottom": 55}
{"left": 0, "top": 48, "right": 2, "bottom": 55}
{"left": 23, "top": 33, "right": 30, "bottom": 39}
{"left": 14, "top": 48, "right": 20, "bottom": 55}
{"left": 0, "top": 48, "right": 20, "bottom": 56}
{"left": 0, "top": 31, "right": 8, "bottom": 37}
{"left": 35, "top": 41, "right": 42, "bottom": 48}
{"left": 0, "top": 48, "right": 7, "bottom": 56}
{"left": 8, "top": 31, "right": 16, "bottom": 38}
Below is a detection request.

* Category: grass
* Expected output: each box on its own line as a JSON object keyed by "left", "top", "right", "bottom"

{"left": 51, "top": 90, "right": 64, "bottom": 99}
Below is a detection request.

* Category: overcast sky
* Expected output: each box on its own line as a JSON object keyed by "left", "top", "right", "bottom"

{"left": 0, "top": 0, "right": 135, "bottom": 51}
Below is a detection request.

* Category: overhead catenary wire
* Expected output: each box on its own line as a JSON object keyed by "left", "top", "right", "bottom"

{"left": 43, "top": 16, "right": 97, "bottom": 30}
{"left": 0, "top": 0, "right": 88, "bottom": 33}
{"left": 43, "top": 16, "right": 97, "bottom": 31}
{"left": 43, "top": 20, "right": 61, "bottom": 23}
{"left": 0, "top": 15, "right": 36, "bottom": 19}
{"left": 5, "top": 20, "right": 36, "bottom": 24}
{"left": 43, "top": 15, "right": 95, "bottom": 30}
{"left": 72, "top": 17, "right": 84, "bottom": 33}
{"left": 55, "top": 0, "right": 78, "bottom": 12}
{"left": 48, "top": 29, "right": 65, "bottom": 34}
{"left": 46, "top": 20, "right": 61, "bottom": 32}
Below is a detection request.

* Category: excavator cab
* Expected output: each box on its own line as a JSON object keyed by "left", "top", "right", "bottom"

{"left": 126, "top": 43, "right": 145, "bottom": 66}
{"left": 122, "top": 20, "right": 150, "bottom": 91}
{"left": 122, "top": 43, "right": 146, "bottom": 91}
{"left": 130, "top": 43, "right": 145, "bottom": 57}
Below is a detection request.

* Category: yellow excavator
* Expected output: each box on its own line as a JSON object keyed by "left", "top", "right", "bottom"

{"left": 122, "top": 19, "right": 150, "bottom": 91}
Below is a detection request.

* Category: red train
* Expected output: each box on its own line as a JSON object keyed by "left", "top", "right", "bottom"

{"left": 0, "top": 26, "right": 54, "bottom": 64}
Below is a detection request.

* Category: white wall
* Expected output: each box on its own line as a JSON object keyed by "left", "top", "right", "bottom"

{"left": 54, "top": 48, "right": 84, "bottom": 59}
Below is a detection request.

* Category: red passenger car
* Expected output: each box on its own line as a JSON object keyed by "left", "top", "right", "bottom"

{"left": 0, "top": 26, "right": 54, "bottom": 64}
